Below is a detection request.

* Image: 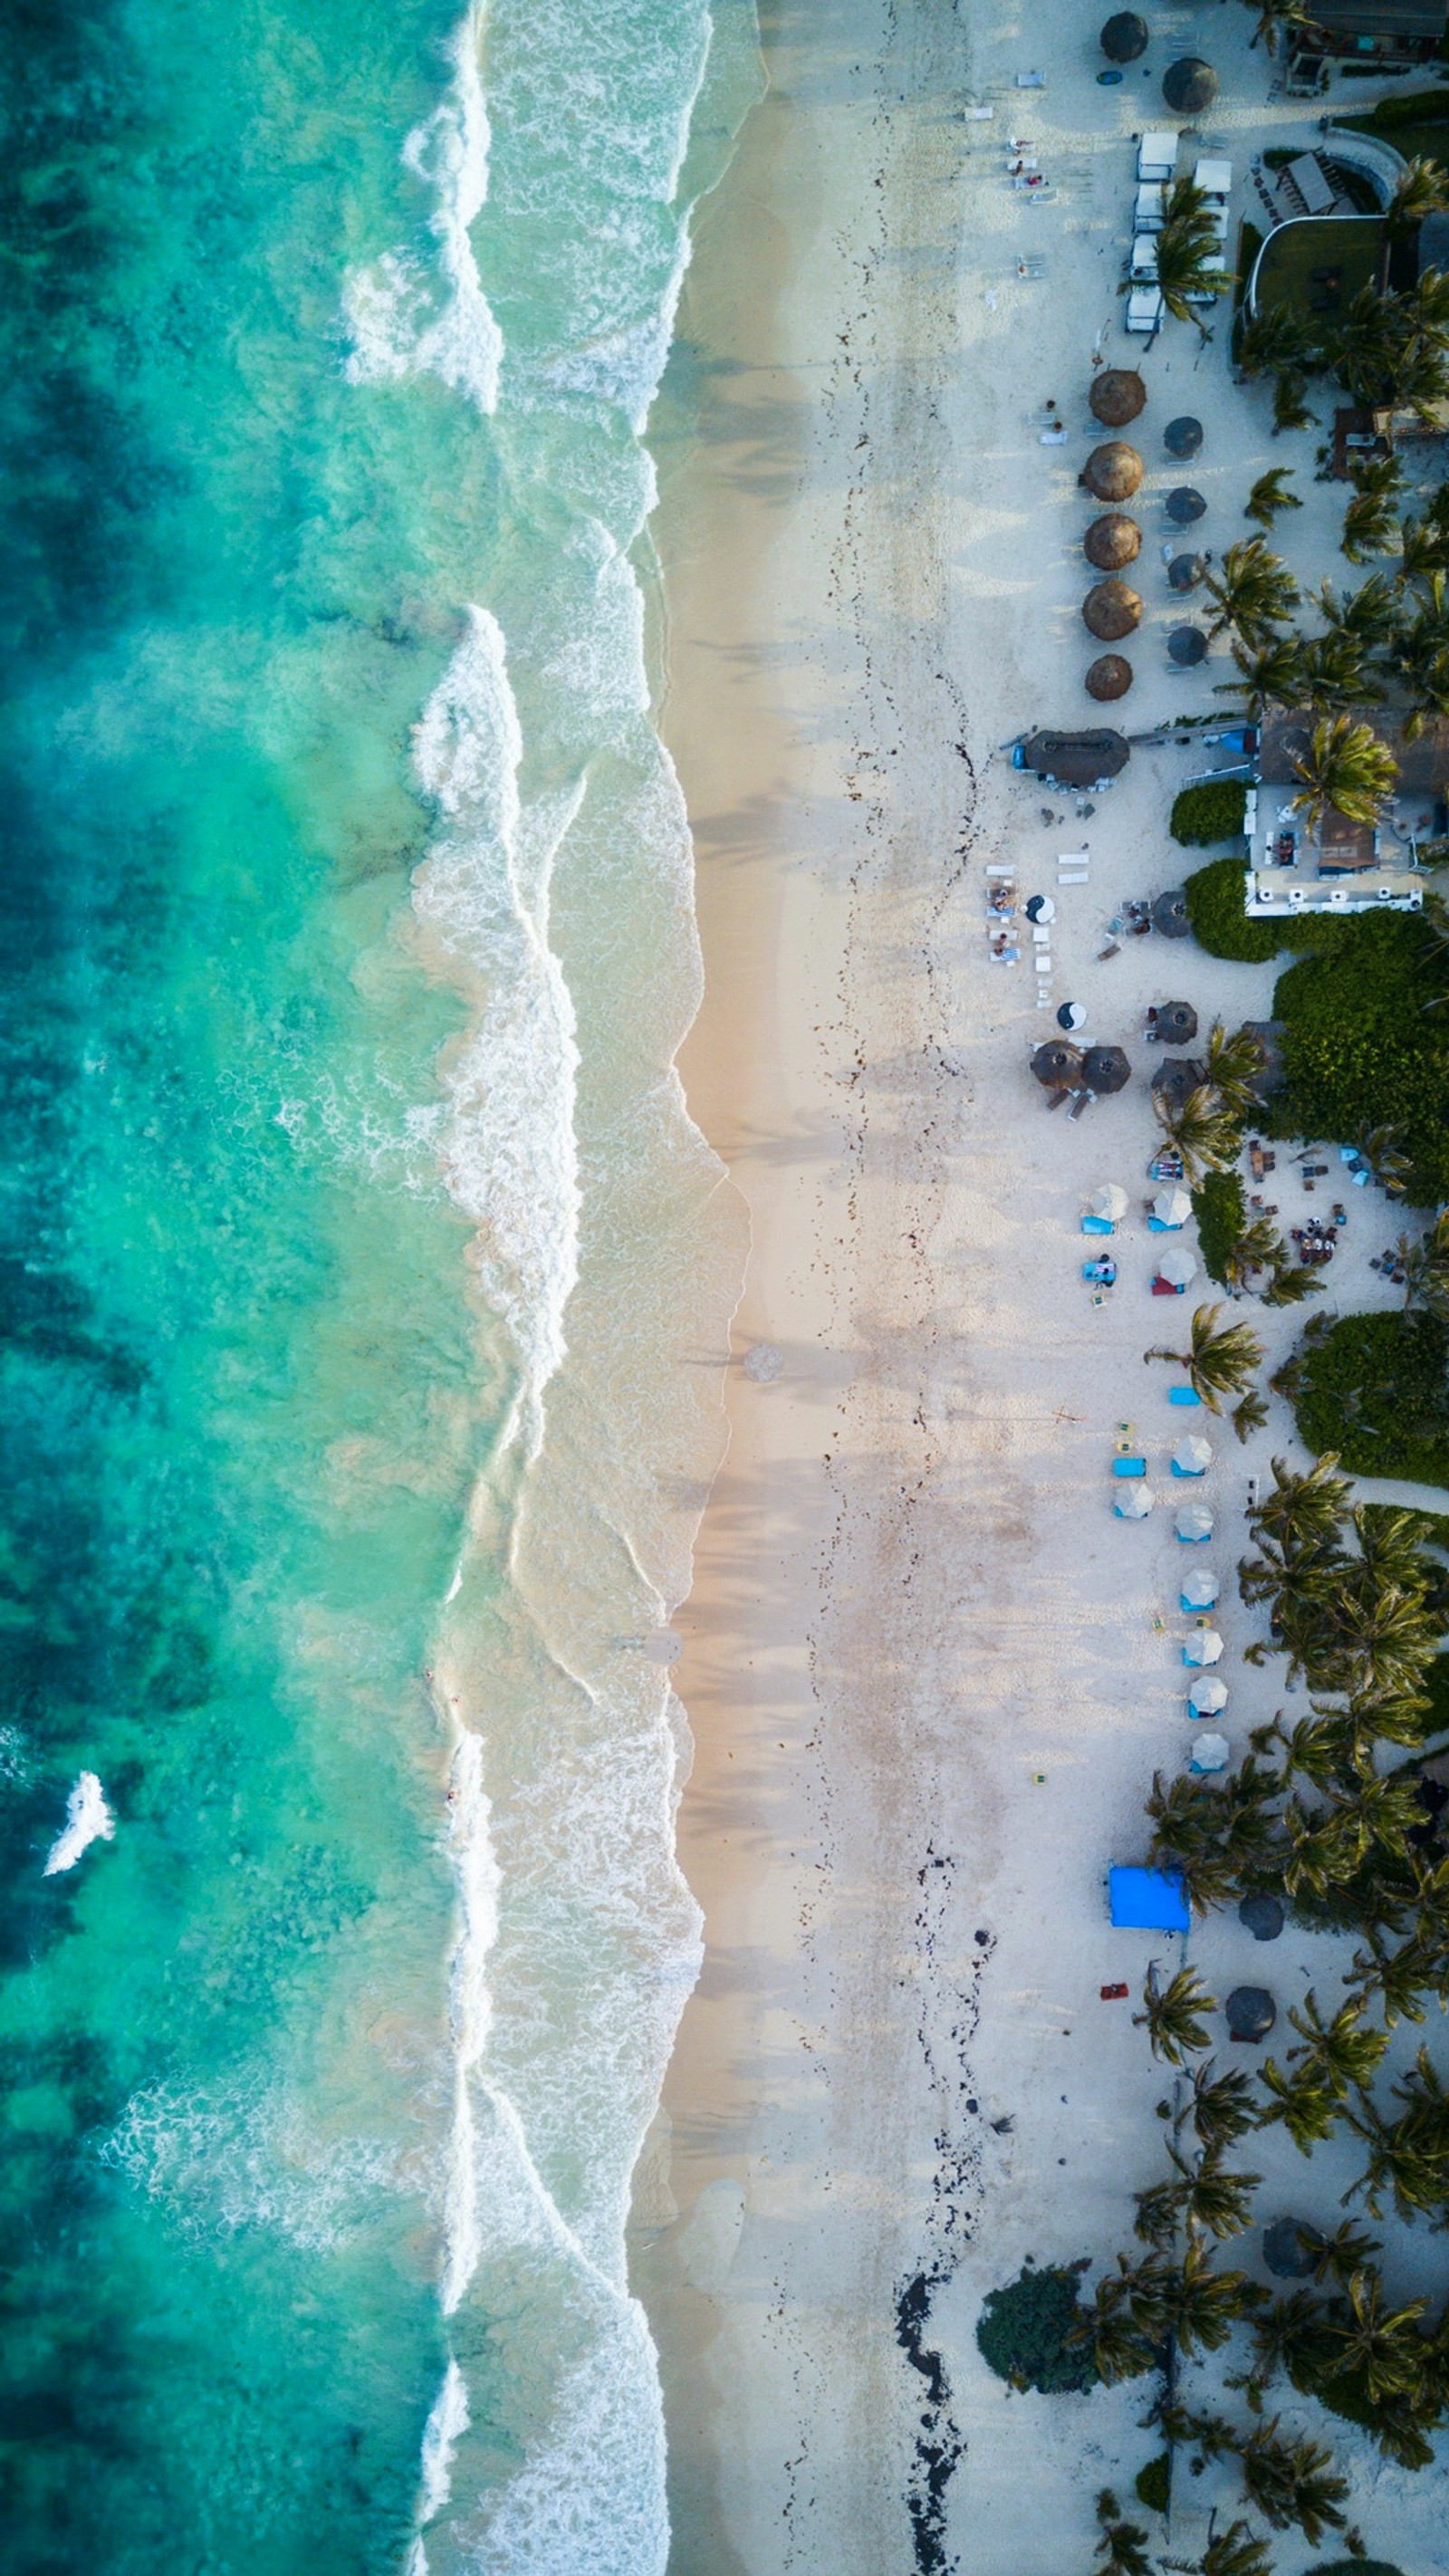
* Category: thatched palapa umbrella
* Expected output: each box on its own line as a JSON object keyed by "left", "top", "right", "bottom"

{"left": 1100, "top": 11, "right": 1148, "bottom": 61}
{"left": 1168, "top": 553, "right": 1204, "bottom": 592}
{"left": 1082, "top": 1043, "right": 1130, "bottom": 1094}
{"left": 1083, "top": 579, "right": 1143, "bottom": 641}
{"left": 1032, "top": 1040, "right": 1083, "bottom": 1091}
{"left": 1164, "top": 416, "right": 1203, "bottom": 459}
{"left": 1168, "top": 625, "right": 1208, "bottom": 667}
{"left": 1080, "top": 442, "right": 1144, "bottom": 504}
{"left": 1166, "top": 486, "right": 1207, "bottom": 525}
{"left": 1154, "top": 888, "right": 1190, "bottom": 937}
{"left": 1163, "top": 56, "right": 1218, "bottom": 114}
{"left": 1084, "top": 512, "right": 1142, "bottom": 571}
{"left": 1156, "top": 999, "right": 1198, "bottom": 1045}
{"left": 1226, "top": 1985, "right": 1276, "bottom": 2043}
{"left": 1240, "top": 1894, "right": 1285, "bottom": 1944}
{"left": 1262, "top": 2218, "right": 1315, "bottom": 2279}
{"left": 1086, "top": 654, "right": 1133, "bottom": 701}
{"left": 1089, "top": 367, "right": 1147, "bottom": 428}
{"left": 1151, "top": 1054, "right": 1206, "bottom": 1110}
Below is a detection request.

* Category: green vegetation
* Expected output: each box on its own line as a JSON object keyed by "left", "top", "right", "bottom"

{"left": 1252, "top": 216, "right": 1385, "bottom": 327}
{"left": 974, "top": 2259, "right": 1099, "bottom": 2393}
{"left": 1269, "top": 914, "right": 1449, "bottom": 1203}
{"left": 1172, "top": 781, "right": 1250, "bottom": 846}
{"left": 1133, "top": 2454, "right": 1170, "bottom": 2514}
{"left": 1185, "top": 858, "right": 1281, "bottom": 962}
{"left": 1295, "top": 1310, "right": 1449, "bottom": 1485}
{"left": 1194, "top": 1172, "right": 1248, "bottom": 1284}
{"left": 1343, "top": 85, "right": 1449, "bottom": 172}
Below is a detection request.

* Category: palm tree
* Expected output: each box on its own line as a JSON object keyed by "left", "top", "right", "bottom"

{"left": 1134, "top": 2172, "right": 1190, "bottom": 2250}
{"left": 1152, "top": 1084, "right": 1243, "bottom": 1186}
{"left": 1332, "top": 284, "right": 1449, "bottom": 416}
{"left": 1348, "top": 1924, "right": 1433, "bottom": 2027}
{"left": 1145, "top": 1303, "right": 1264, "bottom": 1412}
{"left": 1299, "top": 2216, "right": 1381, "bottom": 2288}
{"left": 1080, "top": 2294, "right": 1159, "bottom": 2384}
{"left": 1163, "top": 2243, "right": 1262, "bottom": 2358}
{"left": 1240, "top": 2285, "right": 1324, "bottom": 2402}
{"left": 1316, "top": 570, "right": 1399, "bottom": 644}
{"left": 1389, "top": 152, "right": 1449, "bottom": 235}
{"left": 1217, "top": 633, "right": 1309, "bottom": 722}
{"left": 1315, "top": 2266, "right": 1429, "bottom": 2406}
{"left": 1233, "top": 1389, "right": 1269, "bottom": 1444}
{"left": 1239, "top": 302, "right": 1320, "bottom": 379}
{"left": 1135, "top": 1964, "right": 1216, "bottom": 2064}
{"left": 1241, "top": 0, "right": 1323, "bottom": 49}
{"left": 1271, "top": 370, "right": 1315, "bottom": 437}
{"left": 1140, "top": 180, "right": 1234, "bottom": 341}
{"left": 1204, "top": 540, "right": 1300, "bottom": 649}
{"left": 1204, "top": 1019, "right": 1268, "bottom": 1117}
{"left": 1223, "top": 1213, "right": 1283, "bottom": 1286}
{"left": 1342, "top": 482, "right": 1401, "bottom": 565}
{"left": 1180, "top": 2057, "right": 1258, "bottom": 2152}
{"left": 1295, "top": 624, "right": 1387, "bottom": 715}
{"left": 1396, "top": 511, "right": 1449, "bottom": 585}
{"left": 1355, "top": 1120, "right": 1412, "bottom": 1194}
{"left": 1181, "top": 2149, "right": 1262, "bottom": 2241}
{"left": 1199, "top": 2521, "right": 1274, "bottom": 2576}
{"left": 1235, "top": 2420, "right": 1348, "bottom": 2543}
{"left": 1281, "top": 1989, "right": 1389, "bottom": 2098}
{"left": 1384, "top": 569, "right": 1449, "bottom": 736}
{"left": 1093, "top": 2493, "right": 1153, "bottom": 2576}
{"left": 1288, "top": 714, "right": 1398, "bottom": 833}
{"left": 1256, "top": 2056, "right": 1343, "bottom": 2153}
{"left": 1247, "top": 1449, "right": 1349, "bottom": 1553}
{"left": 1245, "top": 466, "right": 1301, "bottom": 531}
{"left": 1262, "top": 1261, "right": 1323, "bottom": 1308}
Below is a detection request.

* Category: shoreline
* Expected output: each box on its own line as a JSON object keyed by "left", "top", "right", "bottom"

{"left": 640, "top": 4, "right": 1449, "bottom": 2571}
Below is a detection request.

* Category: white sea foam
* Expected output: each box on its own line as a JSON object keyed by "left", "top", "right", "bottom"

{"left": 343, "top": 3, "right": 503, "bottom": 413}
{"left": 411, "top": 607, "right": 581, "bottom": 1427}
{"left": 43, "top": 1771, "right": 114, "bottom": 1875}
{"left": 98, "top": 2078, "right": 405, "bottom": 2251}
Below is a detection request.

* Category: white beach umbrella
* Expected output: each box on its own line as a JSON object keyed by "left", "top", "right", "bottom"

{"left": 1180, "top": 1567, "right": 1220, "bottom": 1610}
{"left": 1088, "top": 1184, "right": 1129, "bottom": 1222}
{"left": 1189, "top": 1731, "right": 1230, "bottom": 1773}
{"left": 1157, "top": 1246, "right": 1198, "bottom": 1289}
{"left": 1152, "top": 1187, "right": 1192, "bottom": 1227}
{"left": 1183, "top": 1628, "right": 1223, "bottom": 1667}
{"left": 1115, "top": 1480, "right": 1155, "bottom": 1519}
{"left": 1174, "top": 1435, "right": 1213, "bottom": 1475}
{"left": 1176, "top": 1501, "right": 1214, "bottom": 1543}
{"left": 1188, "top": 1672, "right": 1229, "bottom": 1714}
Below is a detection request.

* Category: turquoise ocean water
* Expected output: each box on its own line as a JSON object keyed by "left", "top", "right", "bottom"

{"left": 0, "top": 4, "right": 756, "bottom": 2566}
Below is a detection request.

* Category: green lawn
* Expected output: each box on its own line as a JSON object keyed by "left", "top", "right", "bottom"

{"left": 1252, "top": 214, "right": 1386, "bottom": 322}
{"left": 1340, "top": 89, "right": 1449, "bottom": 176}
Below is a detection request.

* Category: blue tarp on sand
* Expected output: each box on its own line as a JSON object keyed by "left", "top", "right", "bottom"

{"left": 1108, "top": 1865, "right": 1189, "bottom": 1931}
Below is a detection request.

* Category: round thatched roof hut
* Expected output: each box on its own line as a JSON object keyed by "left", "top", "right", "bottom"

{"left": 1168, "top": 625, "right": 1208, "bottom": 667}
{"left": 1154, "top": 888, "right": 1190, "bottom": 938}
{"left": 1085, "top": 653, "right": 1133, "bottom": 702}
{"left": 1163, "top": 56, "right": 1217, "bottom": 113}
{"left": 1262, "top": 2218, "right": 1316, "bottom": 2281}
{"left": 1031, "top": 1040, "right": 1083, "bottom": 1091}
{"left": 1166, "top": 485, "right": 1207, "bottom": 525}
{"left": 1226, "top": 1985, "right": 1277, "bottom": 2043}
{"left": 1164, "top": 415, "right": 1203, "bottom": 458}
{"left": 1101, "top": 10, "right": 1149, "bottom": 59}
{"left": 1156, "top": 999, "right": 1198, "bottom": 1045}
{"left": 1080, "top": 440, "right": 1145, "bottom": 502}
{"left": 1239, "top": 1893, "right": 1285, "bottom": 1942}
{"left": 1082, "top": 579, "right": 1143, "bottom": 641}
{"left": 1168, "top": 553, "right": 1204, "bottom": 592}
{"left": 1082, "top": 1043, "right": 1131, "bottom": 1094}
{"left": 1151, "top": 1054, "right": 1206, "bottom": 1110}
{"left": 1089, "top": 367, "right": 1147, "bottom": 428}
{"left": 1084, "top": 512, "right": 1142, "bottom": 571}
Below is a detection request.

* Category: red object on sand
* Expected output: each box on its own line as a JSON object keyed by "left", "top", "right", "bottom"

{"left": 1099, "top": 1982, "right": 1129, "bottom": 1999}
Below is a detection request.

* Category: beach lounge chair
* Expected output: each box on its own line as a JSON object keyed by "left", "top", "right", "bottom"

{"left": 1108, "top": 1864, "right": 1189, "bottom": 1931}
{"left": 1137, "top": 130, "right": 1177, "bottom": 183}
{"left": 1112, "top": 1456, "right": 1147, "bottom": 1477}
{"left": 1167, "top": 1386, "right": 1202, "bottom": 1407}
{"left": 1081, "top": 1214, "right": 1116, "bottom": 1235}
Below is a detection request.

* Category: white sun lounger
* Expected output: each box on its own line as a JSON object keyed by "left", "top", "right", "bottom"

{"left": 1138, "top": 130, "right": 1177, "bottom": 183}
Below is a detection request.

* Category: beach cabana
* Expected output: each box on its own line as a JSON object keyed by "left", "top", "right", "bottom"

{"left": 1018, "top": 729, "right": 1130, "bottom": 785}
{"left": 1164, "top": 416, "right": 1203, "bottom": 459}
{"left": 1176, "top": 1501, "right": 1214, "bottom": 1543}
{"left": 1155, "top": 1000, "right": 1198, "bottom": 1046}
{"left": 1084, "top": 513, "right": 1142, "bottom": 571}
{"left": 1189, "top": 1732, "right": 1229, "bottom": 1773}
{"left": 1086, "top": 653, "right": 1134, "bottom": 702}
{"left": 1108, "top": 1864, "right": 1189, "bottom": 1931}
{"left": 1083, "top": 580, "right": 1143, "bottom": 641}
{"left": 1166, "top": 486, "right": 1207, "bottom": 525}
{"left": 1151, "top": 1186, "right": 1192, "bottom": 1229}
{"left": 1188, "top": 1672, "right": 1227, "bottom": 1713}
{"left": 1168, "top": 625, "right": 1208, "bottom": 668}
{"left": 1156, "top": 1246, "right": 1197, "bottom": 1292}
{"left": 1032, "top": 1040, "right": 1083, "bottom": 1091}
{"left": 1163, "top": 56, "right": 1217, "bottom": 114}
{"left": 1080, "top": 442, "right": 1145, "bottom": 503}
{"left": 1081, "top": 1043, "right": 1130, "bottom": 1095}
{"left": 1172, "top": 1433, "right": 1212, "bottom": 1476}
{"left": 1180, "top": 1566, "right": 1219, "bottom": 1611}
{"left": 1183, "top": 1626, "right": 1223, "bottom": 1666}
{"left": 1115, "top": 1479, "right": 1154, "bottom": 1519}
{"left": 1089, "top": 364, "right": 1147, "bottom": 425}
{"left": 1099, "top": 13, "right": 1148, "bottom": 62}
{"left": 1085, "top": 1184, "right": 1128, "bottom": 1228}
{"left": 1151, "top": 1055, "right": 1206, "bottom": 1112}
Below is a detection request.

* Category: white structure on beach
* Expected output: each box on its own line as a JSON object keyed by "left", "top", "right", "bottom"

{"left": 1243, "top": 712, "right": 1431, "bottom": 918}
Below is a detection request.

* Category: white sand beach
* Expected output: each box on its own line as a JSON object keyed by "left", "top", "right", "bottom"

{"left": 638, "top": 2, "right": 1449, "bottom": 2570}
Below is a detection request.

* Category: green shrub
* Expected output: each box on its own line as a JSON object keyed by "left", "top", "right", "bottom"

{"left": 1295, "top": 1309, "right": 1449, "bottom": 1487}
{"left": 1184, "top": 857, "right": 1282, "bottom": 963}
{"left": 1193, "top": 1171, "right": 1247, "bottom": 1284}
{"left": 1172, "top": 780, "right": 1249, "bottom": 846}
{"left": 1270, "top": 911, "right": 1449, "bottom": 1204}
{"left": 975, "top": 2259, "right": 1099, "bottom": 2394}
{"left": 1134, "top": 2454, "right": 1171, "bottom": 2514}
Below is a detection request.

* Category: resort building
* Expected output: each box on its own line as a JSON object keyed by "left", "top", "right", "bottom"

{"left": 1290, "top": 0, "right": 1449, "bottom": 75}
{"left": 1243, "top": 709, "right": 1436, "bottom": 916}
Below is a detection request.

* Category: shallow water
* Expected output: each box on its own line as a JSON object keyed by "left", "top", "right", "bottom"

{"left": 0, "top": 3, "right": 757, "bottom": 2565}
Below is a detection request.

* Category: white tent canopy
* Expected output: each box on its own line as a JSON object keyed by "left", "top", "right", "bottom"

{"left": 1180, "top": 1567, "right": 1219, "bottom": 1609}
{"left": 1115, "top": 1481, "right": 1155, "bottom": 1519}
{"left": 1153, "top": 1187, "right": 1192, "bottom": 1227}
{"left": 1184, "top": 1628, "right": 1223, "bottom": 1667}
{"left": 1188, "top": 1672, "right": 1229, "bottom": 1713}
{"left": 1174, "top": 1435, "right": 1213, "bottom": 1475}
{"left": 1176, "top": 1502, "right": 1214, "bottom": 1542}
{"left": 1088, "top": 1184, "right": 1129, "bottom": 1221}
{"left": 1157, "top": 1247, "right": 1197, "bottom": 1288}
{"left": 1189, "top": 1731, "right": 1230, "bottom": 1773}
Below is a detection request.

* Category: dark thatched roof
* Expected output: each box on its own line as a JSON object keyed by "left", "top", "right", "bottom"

{"left": 1018, "top": 729, "right": 1131, "bottom": 784}
{"left": 1150, "top": 1054, "right": 1206, "bottom": 1109}
{"left": 1082, "top": 1043, "right": 1131, "bottom": 1093}
{"left": 1089, "top": 367, "right": 1147, "bottom": 427}
{"left": 1083, "top": 579, "right": 1144, "bottom": 641}
{"left": 1226, "top": 1985, "right": 1277, "bottom": 2042}
{"left": 1080, "top": 440, "right": 1145, "bottom": 501}
{"left": 1156, "top": 999, "right": 1198, "bottom": 1044}
{"left": 1085, "top": 653, "right": 1134, "bottom": 702}
{"left": 1084, "top": 512, "right": 1142, "bottom": 571}
{"left": 1163, "top": 56, "right": 1218, "bottom": 112}
{"left": 1032, "top": 1040, "right": 1083, "bottom": 1089}
{"left": 1100, "top": 11, "right": 1149, "bottom": 60}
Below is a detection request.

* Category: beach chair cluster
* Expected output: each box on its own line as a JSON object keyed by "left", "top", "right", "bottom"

{"left": 1125, "top": 136, "right": 1232, "bottom": 336}
{"left": 984, "top": 864, "right": 1020, "bottom": 966}
{"left": 1077, "top": 1175, "right": 1198, "bottom": 1298}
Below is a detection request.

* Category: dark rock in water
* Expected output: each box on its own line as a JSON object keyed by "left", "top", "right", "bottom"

{"left": 1226, "top": 1984, "right": 1276, "bottom": 2042}
{"left": 1238, "top": 1893, "right": 1285, "bottom": 1942}
{"left": 1262, "top": 2217, "right": 1317, "bottom": 2280}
